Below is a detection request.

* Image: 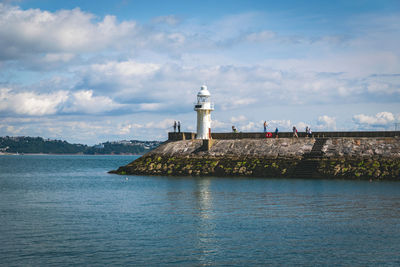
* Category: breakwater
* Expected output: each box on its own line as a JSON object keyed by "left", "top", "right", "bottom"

{"left": 111, "top": 132, "right": 400, "bottom": 180}
{"left": 168, "top": 130, "right": 400, "bottom": 140}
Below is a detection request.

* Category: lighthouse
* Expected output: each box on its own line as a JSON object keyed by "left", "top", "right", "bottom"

{"left": 194, "top": 85, "right": 214, "bottom": 139}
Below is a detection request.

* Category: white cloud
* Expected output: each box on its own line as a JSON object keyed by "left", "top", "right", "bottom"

{"left": 367, "top": 81, "right": 389, "bottom": 93}
{"left": 317, "top": 115, "right": 336, "bottom": 130}
{"left": 266, "top": 120, "right": 292, "bottom": 131}
{"left": 0, "top": 4, "right": 137, "bottom": 58}
{"left": 63, "top": 90, "right": 123, "bottom": 114}
{"left": 0, "top": 88, "right": 68, "bottom": 115}
{"left": 0, "top": 4, "right": 186, "bottom": 68}
{"left": 152, "top": 15, "right": 180, "bottom": 26}
{"left": 245, "top": 30, "right": 276, "bottom": 42}
{"left": 118, "top": 123, "right": 132, "bottom": 135}
{"left": 365, "top": 75, "right": 400, "bottom": 94}
{"left": 230, "top": 115, "right": 247, "bottom": 123}
{"left": 79, "top": 60, "right": 162, "bottom": 97}
{"left": 138, "top": 103, "right": 163, "bottom": 111}
{"left": 0, "top": 88, "right": 123, "bottom": 116}
{"left": 211, "top": 119, "right": 229, "bottom": 130}
{"left": 5, "top": 125, "right": 24, "bottom": 135}
{"left": 353, "top": 112, "right": 395, "bottom": 127}
{"left": 296, "top": 122, "right": 308, "bottom": 132}
{"left": 144, "top": 118, "right": 176, "bottom": 130}
{"left": 231, "top": 98, "right": 257, "bottom": 108}
{"left": 240, "top": 121, "right": 257, "bottom": 132}
{"left": 116, "top": 118, "right": 180, "bottom": 134}
{"left": 43, "top": 53, "right": 75, "bottom": 63}
{"left": 89, "top": 60, "right": 160, "bottom": 77}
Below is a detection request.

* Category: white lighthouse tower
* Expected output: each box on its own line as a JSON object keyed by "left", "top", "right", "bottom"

{"left": 194, "top": 85, "right": 214, "bottom": 139}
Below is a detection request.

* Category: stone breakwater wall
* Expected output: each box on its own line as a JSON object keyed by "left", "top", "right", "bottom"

{"left": 111, "top": 137, "right": 400, "bottom": 180}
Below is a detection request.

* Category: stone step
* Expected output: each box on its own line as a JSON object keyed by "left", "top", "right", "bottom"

{"left": 292, "top": 138, "right": 328, "bottom": 177}
{"left": 293, "top": 159, "right": 320, "bottom": 177}
{"left": 309, "top": 138, "right": 328, "bottom": 156}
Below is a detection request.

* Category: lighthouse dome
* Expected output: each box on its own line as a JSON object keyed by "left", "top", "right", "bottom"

{"left": 197, "top": 85, "right": 210, "bottom": 97}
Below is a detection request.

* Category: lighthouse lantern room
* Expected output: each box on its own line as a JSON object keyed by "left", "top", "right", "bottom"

{"left": 194, "top": 85, "right": 214, "bottom": 139}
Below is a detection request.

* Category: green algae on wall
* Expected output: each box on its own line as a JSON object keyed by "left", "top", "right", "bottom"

{"left": 110, "top": 137, "right": 400, "bottom": 180}
{"left": 110, "top": 154, "right": 400, "bottom": 180}
{"left": 318, "top": 158, "right": 400, "bottom": 179}
{"left": 111, "top": 154, "right": 301, "bottom": 177}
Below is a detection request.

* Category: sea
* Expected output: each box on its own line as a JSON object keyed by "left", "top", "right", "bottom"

{"left": 0, "top": 155, "right": 399, "bottom": 266}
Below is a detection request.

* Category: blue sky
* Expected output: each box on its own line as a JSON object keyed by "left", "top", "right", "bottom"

{"left": 0, "top": 0, "right": 399, "bottom": 144}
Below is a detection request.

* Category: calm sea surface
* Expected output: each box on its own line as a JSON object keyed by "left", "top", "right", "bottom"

{"left": 1, "top": 155, "right": 400, "bottom": 266}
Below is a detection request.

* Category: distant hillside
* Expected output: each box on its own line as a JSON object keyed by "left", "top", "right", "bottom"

{"left": 0, "top": 136, "right": 162, "bottom": 155}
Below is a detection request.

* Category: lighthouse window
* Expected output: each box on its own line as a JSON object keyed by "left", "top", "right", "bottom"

{"left": 198, "top": 96, "right": 208, "bottom": 102}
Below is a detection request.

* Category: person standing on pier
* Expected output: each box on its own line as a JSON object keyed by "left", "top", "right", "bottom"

{"left": 173, "top": 121, "right": 177, "bottom": 133}
{"left": 275, "top": 127, "right": 279, "bottom": 138}
{"left": 293, "top": 126, "right": 298, "bottom": 138}
{"left": 178, "top": 121, "right": 181, "bottom": 133}
{"left": 263, "top": 121, "right": 268, "bottom": 132}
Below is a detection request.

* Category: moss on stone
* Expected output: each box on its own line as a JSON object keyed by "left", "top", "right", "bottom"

{"left": 372, "top": 161, "right": 380, "bottom": 168}
{"left": 112, "top": 153, "right": 400, "bottom": 180}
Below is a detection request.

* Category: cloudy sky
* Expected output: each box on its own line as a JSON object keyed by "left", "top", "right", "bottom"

{"left": 0, "top": 0, "right": 399, "bottom": 144}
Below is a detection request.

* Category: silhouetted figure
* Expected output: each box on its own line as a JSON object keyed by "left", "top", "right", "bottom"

{"left": 173, "top": 121, "right": 177, "bottom": 133}
{"left": 177, "top": 121, "right": 181, "bottom": 133}
{"left": 275, "top": 127, "right": 279, "bottom": 138}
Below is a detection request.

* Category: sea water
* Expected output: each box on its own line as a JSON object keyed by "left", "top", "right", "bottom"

{"left": 0, "top": 155, "right": 399, "bottom": 266}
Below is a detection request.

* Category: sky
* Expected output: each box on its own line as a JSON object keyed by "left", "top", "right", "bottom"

{"left": 0, "top": 0, "right": 399, "bottom": 144}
